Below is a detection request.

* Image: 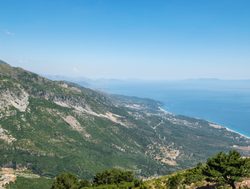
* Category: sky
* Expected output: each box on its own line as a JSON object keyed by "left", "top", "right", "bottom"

{"left": 0, "top": 0, "right": 250, "bottom": 80}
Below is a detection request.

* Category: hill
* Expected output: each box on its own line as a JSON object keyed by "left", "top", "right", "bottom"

{"left": 5, "top": 151, "right": 250, "bottom": 189}
{"left": 0, "top": 60, "right": 250, "bottom": 179}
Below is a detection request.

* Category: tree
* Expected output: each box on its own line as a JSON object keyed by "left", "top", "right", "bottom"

{"left": 93, "top": 168, "right": 135, "bottom": 186}
{"left": 183, "top": 163, "right": 204, "bottom": 185}
{"left": 167, "top": 174, "right": 183, "bottom": 189}
{"left": 79, "top": 179, "right": 91, "bottom": 188}
{"left": 51, "top": 172, "right": 80, "bottom": 189}
{"left": 203, "top": 150, "right": 249, "bottom": 189}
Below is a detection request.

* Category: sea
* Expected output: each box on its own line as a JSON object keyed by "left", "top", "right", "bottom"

{"left": 85, "top": 80, "right": 250, "bottom": 138}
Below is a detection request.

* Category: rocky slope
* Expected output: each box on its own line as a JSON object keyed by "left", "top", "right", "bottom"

{"left": 0, "top": 60, "right": 250, "bottom": 178}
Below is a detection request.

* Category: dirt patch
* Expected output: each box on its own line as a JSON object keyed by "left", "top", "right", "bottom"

{"left": 236, "top": 179, "right": 250, "bottom": 189}
{"left": 0, "top": 127, "right": 16, "bottom": 144}
{"left": 62, "top": 115, "right": 91, "bottom": 138}
{"left": 0, "top": 89, "right": 29, "bottom": 112}
{"left": 233, "top": 145, "right": 250, "bottom": 152}
{"left": 0, "top": 168, "right": 16, "bottom": 189}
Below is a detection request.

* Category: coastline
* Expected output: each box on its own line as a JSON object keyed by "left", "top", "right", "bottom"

{"left": 159, "top": 106, "right": 250, "bottom": 140}
{"left": 225, "top": 127, "right": 250, "bottom": 139}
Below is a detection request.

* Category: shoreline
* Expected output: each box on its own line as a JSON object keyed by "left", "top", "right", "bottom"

{"left": 224, "top": 127, "right": 250, "bottom": 139}
{"left": 159, "top": 106, "right": 250, "bottom": 140}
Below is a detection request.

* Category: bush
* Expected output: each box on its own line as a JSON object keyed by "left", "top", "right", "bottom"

{"left": 93, "top": 168, "right": 134, "bottom": 186}
{"left": 79, "top": 179, "right": 91, "bottom": 188}
{"left": 203, "top": 150, "right": 250, "bottom": 189}
{"left": 167, "top": 174, "right": 183, "bottom": 189}
{"left": 183, "top": 163, "right": 204, "bottom": 185}
{"left": 51, "top": 172, "right": 81, "bottom": 189}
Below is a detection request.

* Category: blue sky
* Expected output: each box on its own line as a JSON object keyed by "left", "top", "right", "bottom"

{"left": 0, "top": 0, "right": 250, "bottom": 79}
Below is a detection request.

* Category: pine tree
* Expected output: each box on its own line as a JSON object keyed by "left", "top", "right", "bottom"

{"left": 203, "top": 150, "right": 249, "bottom": 189}
{"left": 51, "top": 172, "right": 80, "bottom": 189}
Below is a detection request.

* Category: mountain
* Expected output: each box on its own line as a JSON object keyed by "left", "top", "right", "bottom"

{"left": 0, "top": 60, "right": 250, "bottom": 179}
{"left": 46, "top": 76, "right": 250, "bottom": 92}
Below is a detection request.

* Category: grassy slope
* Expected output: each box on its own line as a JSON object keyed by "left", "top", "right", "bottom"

{"left": 7, "top": 177, "right": 53, "bottom": 189}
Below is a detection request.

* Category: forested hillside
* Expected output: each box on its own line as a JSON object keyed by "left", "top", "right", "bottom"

{"left": 0, "top": 60, "right": 250, "bottom": 180}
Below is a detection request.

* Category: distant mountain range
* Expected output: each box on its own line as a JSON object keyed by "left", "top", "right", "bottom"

{"left": 45, "top": 75, "right": 250, "bottom": 92}
{"left": 1, "top": 60, "right": 250, "bottom": 178}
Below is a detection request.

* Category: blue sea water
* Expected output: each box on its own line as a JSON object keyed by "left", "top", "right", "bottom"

{"left": 91, "top": 81, "right": 250, "bottom": 137}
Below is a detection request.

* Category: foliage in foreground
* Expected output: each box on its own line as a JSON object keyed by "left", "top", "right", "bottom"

{"left": 166, "top": 164, "right": 205, "bottom": 189}
{"left": 50, "top": 169, "right": 145, "bottom": 189}
{"left": 7, "top": 176, "right": 53, "bottom": 189}
{"left": 6, "top": 151, "right": 250, "bottom": 189}
{"left": 50, "top": 151, "right": 249, "bottom": 189}
{"left": 165, "top": 150, "right": 250, "bottom": 189}
{"left": 203, "top": 150, "right": 250, "bottom": 189}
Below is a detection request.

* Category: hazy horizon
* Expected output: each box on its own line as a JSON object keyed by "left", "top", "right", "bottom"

{"left": 45, "top": 74, "right": 250, "bottom": 82}
{"left": 2, "top": 60, "right": 250, "bottom": 82}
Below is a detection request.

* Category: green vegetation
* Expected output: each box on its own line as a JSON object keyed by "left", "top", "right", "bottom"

{"left": 167, "top": 174, "right": 183, "bottom": 189}
{"left": 50, "top": 169, "right": 145, "bottom": 189}
{"left": 51, "top": 172, "right": 86, "bottom": 189}
{"left": 7, "top": 177, "right": 53, "bottom": 189}
{"left": 6, "top": 151, "right": 250, "bottom": 189}
{"left": 92, "top": 169, "right": 134, "bottom": 185}
{"left": 203, "top": 150, "right": 250, "bottom": 189}
{"left": 145, "top": 150, "right": 250, "bottom": 189}
{"left": 1, "top": 62, "right": 250, "bottom": 179}
{"left": 164, "top": 164, "right": 206, "bottom": 189}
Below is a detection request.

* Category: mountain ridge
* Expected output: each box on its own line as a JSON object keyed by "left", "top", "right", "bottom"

{"left": 0, "top": 61, "right": 250, "bottom": 178}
